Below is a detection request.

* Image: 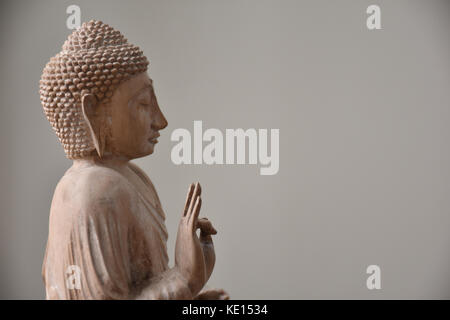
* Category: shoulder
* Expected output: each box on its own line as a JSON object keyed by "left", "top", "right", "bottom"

{"left": 127, "top": 161, "right": 161, "bottom": 202}
{"left": 127, "top": 162, "right": 153, "bottom": 186}
{"left": 54, "top": 165, "right": 135, "bottom": 217}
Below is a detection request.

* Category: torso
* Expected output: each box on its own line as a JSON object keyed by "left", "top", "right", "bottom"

{"left": 42, "top": 160, "right": 169, "bottom": 299}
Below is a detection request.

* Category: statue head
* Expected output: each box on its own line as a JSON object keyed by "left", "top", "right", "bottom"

{"left": 39, "top": 20, "right": 167, "bottom": 160}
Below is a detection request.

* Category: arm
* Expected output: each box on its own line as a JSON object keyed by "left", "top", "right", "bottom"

{"left": 73, "top": 180, "right": 220, "bottom": 299}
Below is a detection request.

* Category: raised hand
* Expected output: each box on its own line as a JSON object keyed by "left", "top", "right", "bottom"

{"left": 175, "top": 182, "right": 207, "bottom": 296}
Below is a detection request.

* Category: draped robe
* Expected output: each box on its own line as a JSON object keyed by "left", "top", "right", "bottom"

{"left": 42, "top": 162, "right": 191, "bottom": 299}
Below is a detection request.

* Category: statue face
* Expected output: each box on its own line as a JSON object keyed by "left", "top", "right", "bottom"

{"left": 107, "top": 72, "right": 168, "bottom": 159}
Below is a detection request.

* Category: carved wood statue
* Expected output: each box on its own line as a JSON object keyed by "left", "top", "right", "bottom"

{"left": 39, "top": 20, "right": 228, "bottom": 300}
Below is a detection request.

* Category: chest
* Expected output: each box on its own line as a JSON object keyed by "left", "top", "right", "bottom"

{"left": 122, "top": 167, "right": 169, "bottom": 278}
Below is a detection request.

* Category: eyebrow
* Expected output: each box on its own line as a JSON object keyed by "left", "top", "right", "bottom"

{"left": 130, "top": 83, "right": 152, "bottom": 100}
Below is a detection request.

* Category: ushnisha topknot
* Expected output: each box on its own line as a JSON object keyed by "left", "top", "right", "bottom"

{"left": 39, "top": 20, "right": 149, "bottom": 159}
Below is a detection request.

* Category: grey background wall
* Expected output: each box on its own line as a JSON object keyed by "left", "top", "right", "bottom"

{"left": 1, "top": 0, "right": 449, "bottom": 299}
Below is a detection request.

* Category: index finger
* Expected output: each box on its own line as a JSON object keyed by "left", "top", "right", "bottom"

{"left": 183, "top": 183, "right": 195, "bottom": 217}
{"left": 187, "top": 182, "right": 201, "bottom": 220}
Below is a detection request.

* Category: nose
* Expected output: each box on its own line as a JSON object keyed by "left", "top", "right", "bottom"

{"left": 151, "top": 101, "right": 168, "bottom": 131}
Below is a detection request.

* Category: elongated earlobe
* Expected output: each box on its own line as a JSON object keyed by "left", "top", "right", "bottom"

{"left": 81, "top": 94, "right": 105, "bottom": 158}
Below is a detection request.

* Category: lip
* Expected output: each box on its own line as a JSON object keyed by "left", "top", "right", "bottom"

{"left": 148, "top": 132, "right": 160, "bottom": 143}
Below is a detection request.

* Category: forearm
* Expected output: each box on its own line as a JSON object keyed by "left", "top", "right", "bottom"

{"left": 135, "top": 267, "right": 193, "bottom": 300}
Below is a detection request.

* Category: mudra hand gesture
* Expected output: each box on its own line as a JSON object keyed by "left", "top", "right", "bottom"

{"left": 175, "top": 182, "right": 229, "bottom": 299}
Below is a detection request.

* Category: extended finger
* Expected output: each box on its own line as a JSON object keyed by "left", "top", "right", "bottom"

{"left": 189, "top": 195, "right": 202, "bottom": 228}
{"left": 187, "top": 182, "right": 201, "bottom": 218}
{"left": 186, "top": 183, "right": 198, "bottom": 219}
{"left": 183, "top": 183, "right": 194, "bottom": 217}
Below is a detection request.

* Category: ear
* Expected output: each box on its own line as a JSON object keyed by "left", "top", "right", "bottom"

{"left": 81, "top": 94, "right": 105, "bottom": 158}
